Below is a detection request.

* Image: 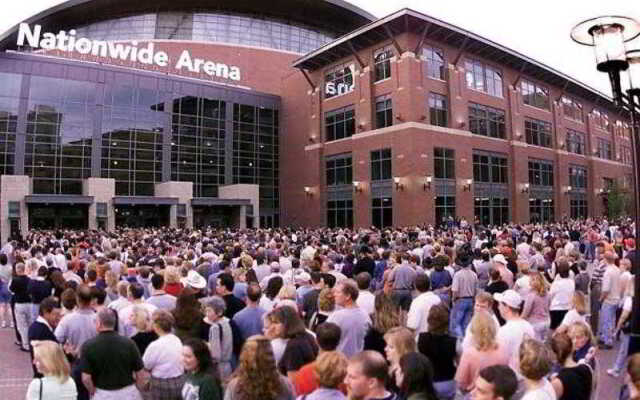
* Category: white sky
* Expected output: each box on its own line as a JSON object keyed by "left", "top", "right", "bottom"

{"left": 0, "top": 0, "right": 638, "bottom": 97}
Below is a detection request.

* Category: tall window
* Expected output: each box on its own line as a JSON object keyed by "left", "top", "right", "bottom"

{"left": 327, "top": 200, "right": 353, "bottom": 228}
{"left": 325, "top": 106, "right": 355, "bottom": 142}
{"left": 324, "top": 63, "right": 354, "bottom": 99}
{"left": 428, "top": 93, "right": 448, "bottom": 127}
{"left": 473, "top": 153, "right": 508, "bottom": 183}
{"left": 375, "top": 95, "right": 393, "bottom": 129}
{"left": 566, "top": 129, "right": 585, "bottom": 155}
{"left": 528, "top": 159, "right": 554, "bottom": 187}
{"left": 435, "top": 196, "right": 456, "bottom": 226}
{"left": 569, "top": 165, "right": 587, "bottom": 189}
{"left": 570, "top": 196, "right": 588, "bottom": 219}
{"left": 592, "top": 109, "right": 612, "bottom": 133}
{"left": 621, "top": 145, "right": 632, "bottom": 165}
{"left": 561, "top": 96, "right": 583, "bottom": 122}
{"left": 465, "top": 59, "right": 503, "bottom": 97}
{"left": 326, "top": 154, "right": 352, "bottom": 186}
{"left": 529, "top": 199, "right": 554, "bottom": 223}
{"left": 468, "top": 103, "right": 506, "bottom": 138}
{"left": 434, "top": 148, "right": 455, "bottom": 179}
{"left": 423, "top": 46, "right": 445, "bottom": 80}
{"left": 596, "top": 138, "right": 612, "bottom": 160}
{"left": 371, "top": 149, "right": 392, "bottom": 181}
{"left": 521, "top": 79, "right": 549, "bottom": 110}
{"left": 474, "top": 197, "right": 509, "bottom": 226}
{"left": 374, "top": 46, "right": 393, "bottom": 82}
{"left": 525, "top": 118, "right": 552, "bottom": 148}
{"left": 372, "top": 197, "right": 392, "bottom": 228}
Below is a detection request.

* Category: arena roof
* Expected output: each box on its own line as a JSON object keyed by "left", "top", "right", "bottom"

{"left": 0, "top": 0, "right": 375, "bottom": 50}
{"left": 294, "top": 8, "right": 621, "bottom": 113}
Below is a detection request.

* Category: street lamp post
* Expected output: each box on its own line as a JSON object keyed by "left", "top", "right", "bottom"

{"left": 571, "top": 16, "right": 640, "bottom": 354}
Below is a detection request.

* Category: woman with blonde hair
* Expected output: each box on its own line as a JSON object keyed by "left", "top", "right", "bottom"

{"left": 384, "top": 326, "right": 416, "bottom": 381}
{"left": 519, "top": 339, "right": 555, "bottom": 400}
{"left": 309, "top": 288, "right": 334, "bottom": 332}
{"left": 521, "top": 272, "right": 550, "bottom": 341}
{"left": 224, "top": 335, "right": 295, "bottom": 400}
{"left": 26, "top": 341, "right": 77, "bottom": 400}
{"left": 104, "top": 270, "right": 119, "bottom": 302}
{"left": 130, "top": 305, "right": 159, "bottom": 355}
{"left": 303, "top": 351, "right": 348, "bottom": 400}
{"left": 455, "top": 311, "right": 509, "bottom": 393}
{"left": 164, "top": 267, "right": 183, "bottom": 297}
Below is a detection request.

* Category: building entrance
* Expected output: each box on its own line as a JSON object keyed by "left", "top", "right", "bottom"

{"left": 115, "top": 205, "right": 170, "bottom": 228}
{"left": 193, "top": 206, "right": 234, "bottom": 228}
{"left": 29, "top": 204, "right": 89, "bottom": 229}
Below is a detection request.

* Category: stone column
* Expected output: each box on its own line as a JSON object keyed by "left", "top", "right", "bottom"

{"left": 154, "top": 181, "right": 193, "bottom": 228}
{"left": 0, "top": 175, "right": 30, "bottom": 241}
{"left": 219, "top": 184, "right": 260, "bottom": 228}
{"left": 83, "top": 178, "right": 116, "bottom": 231}
{"left": 239, "top": 205, "right": 247, "bottom": 229}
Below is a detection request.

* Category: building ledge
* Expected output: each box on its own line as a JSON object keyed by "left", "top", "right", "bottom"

{"left": 25, "top": 195, "right": 94, "bottom": 204}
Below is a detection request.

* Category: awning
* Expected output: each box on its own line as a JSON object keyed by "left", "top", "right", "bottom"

{"left": 113, "top": 196, "right": 179, "bottom": 205}
{"left": 191, "top": 198, "right": 251, "bottom": 206}
{"left": 25, "top": 195, "right": 94, "bottom": 204}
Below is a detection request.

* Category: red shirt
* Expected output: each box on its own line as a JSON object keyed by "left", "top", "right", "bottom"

{"left": 165, "top": 282, "right": 183, "bottom": 297}
{"left": 293, "top": 362, "right": 347, "bottom": 396}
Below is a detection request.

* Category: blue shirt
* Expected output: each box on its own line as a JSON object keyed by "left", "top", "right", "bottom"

{"left": 232, "top": 305, "right": 266, "bottom": 342}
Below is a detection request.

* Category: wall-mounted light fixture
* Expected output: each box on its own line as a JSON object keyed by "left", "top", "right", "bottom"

{"left": 353, "top": 181, "right": 362, "bottom": 192}
{"left": 395, "top": 114, "right": 403, "bottom": 121}
{"left": 565, "top": 185, "right": 573, "bottom": 195}
{"left": 304, "top": 186, "right": 312, "bottom": 196}
{"left": 394, "top": 177, "right": 403, "bottom": 191}
{"left": 309, "top": 134, "right": 317, "bottom": 143}
{"left": 463, "top": 178, "right": 472, "bottom": 191}
{"left": 423, "top": 175, "right": 432, "bottom": 191}
{"left": 522, "top": 183, "right": 530, "bottom": 193}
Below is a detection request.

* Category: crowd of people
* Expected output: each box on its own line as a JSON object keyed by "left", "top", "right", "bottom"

{"left": 0, "top": 217, "right": 639, "bottom": 400}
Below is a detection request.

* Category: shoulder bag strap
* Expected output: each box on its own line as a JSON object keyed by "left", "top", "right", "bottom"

{"left": 39, "top": 378, "right": 43, "bottom": 400}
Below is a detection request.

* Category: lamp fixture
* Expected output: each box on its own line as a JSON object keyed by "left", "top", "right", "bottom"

{"left": 394, "top": 177, "right": 403, "bottom": 191}
{"left": 463, "top": 179, "right": 472, "bottom": 191}
{"left": 353, "top": 181, "right": 362, "bottom": 192}
{"left": 423, "top": 175, "right": 432, "bottom": 191}
{"left": 304, "top": 186, "right": 312, "bottom": 196}
{"left": 565, "top": 185, "right": 573, "bottom": 195}
{"left": 522, "top": 183, "right": 530, "bottom": 193}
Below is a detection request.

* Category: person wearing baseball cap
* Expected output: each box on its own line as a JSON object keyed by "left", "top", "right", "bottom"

{"left": 494, "top": 290, "right": 534, "bottom": 372}
{"left": 492, "top": 254, "right": 514, "bottom": 288}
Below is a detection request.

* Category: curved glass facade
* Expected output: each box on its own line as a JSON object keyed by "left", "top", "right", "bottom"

{"left": 0, "top": 55, "right": 279, "bottom": 221}
{"left": 72, "top": 13, "right": 334, "bottom": 54}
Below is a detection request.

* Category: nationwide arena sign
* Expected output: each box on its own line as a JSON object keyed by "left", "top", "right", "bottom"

{"left": 16, "top": 23, "right": 241, "bottom": 81}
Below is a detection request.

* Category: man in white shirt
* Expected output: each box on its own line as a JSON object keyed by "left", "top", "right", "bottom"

{"left": 515, "top": 237, "right": 530, "bottom": 263}
{"left": 494, "top": 290, "right": 534, "bottom": 371}
{"left": 406, "top": 274, "right": 441, "bottom": 335}
{"left": 599, "top": 251, "right": 621, "bottom": 349}
{"left": 53, "top": 249, "right": 68, "bottom": 272}
{"left": 355, "top": 272, "right": 375, "bottom": 317}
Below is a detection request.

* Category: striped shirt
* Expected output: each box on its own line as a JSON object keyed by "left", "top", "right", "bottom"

{"left": 591, "top": 261, "right": 607, "bottom": 286}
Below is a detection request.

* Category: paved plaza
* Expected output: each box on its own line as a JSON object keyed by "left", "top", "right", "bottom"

{"left": 0, "top": 326, "right": 629, "bottom": 400}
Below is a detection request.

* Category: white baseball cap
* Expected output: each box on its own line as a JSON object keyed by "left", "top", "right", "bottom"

{"left": 493, "top": 290, "right": 523, "bottom": 309}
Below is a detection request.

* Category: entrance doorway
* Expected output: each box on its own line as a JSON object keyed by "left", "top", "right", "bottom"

{"left": 115, "top": 205, "right": 170, "bottom": 228}
{"left": 29, "top": 204, "right": 89, "bottom": 229}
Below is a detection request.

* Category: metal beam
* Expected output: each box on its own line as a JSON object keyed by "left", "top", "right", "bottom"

{"left": 555, "top": 81, "right": 570, "bottom": 102}
{"left": 512, "top": 61, "right": 529, "bottom": 87}
{"left": 452, "top": 36, "right": 470, "bottom": 66}
{"left": 383, "top": 24, "right": 403, "bottom": 55}
{"left": 347, "top": 40, "right": 366, "bottom": 69}
{"left": 299, "top": 68, "right": 316, "bottom": 91}
{"left": 413, "top": 22, "right": 432, "bottom": 55}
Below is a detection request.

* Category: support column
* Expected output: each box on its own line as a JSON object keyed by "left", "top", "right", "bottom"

{"left": 155, "top": 181, "right": 193, "bottom": 228}
{"left": 219, "top": 184, "right": 260, "bottom": 228}
{"left": 83, "top": 177, "right": 116, "bottom": 231}
{"left": 0, "top": 175, "right": 30, "bottom": 242}
{"left": 239, "top": 205, "right": 247, "bottom": 229}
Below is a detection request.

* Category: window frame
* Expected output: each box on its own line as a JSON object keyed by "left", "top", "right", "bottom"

{"left": 468, "top": 102, "right": 506, "bottom": 139}
{"left": 422, "top": 46, "right": 446, "bottom": 81}
{"left": 561, "top": 96, "right": 584, "bottom": 122}
{"left": 566, "top": 129, "right": 585, "bottom": 155}
{"left": 324, "top": 62, "right": 355, "bottom": 100}
{"left": 528, "top": 159, "right": 554, "bottom": 187}
{"left": 464, "top": 59, "right": 503, "bottom": 98}
{"left": 325, "top": 105, "right": 355, "bottom": 142}
{"left": 520, "top": 79, "right": 550, "bottom": 110}
{"left": 375, "top": 94, "right": 393, "bottom": 129}
{"left": 370, "top": 148, "right": 392, "bottom": 181}
{"left": 434, "top": 147, "right": 455, "bottom": 180}
{"left": 428, "top": 92, "right": 448, "bottom": 127}
{"left": 373, "top": 46, "right": 393, "bottom": 82}
{"left": 524, "top": 117, "right": 552, "bottom": 148}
